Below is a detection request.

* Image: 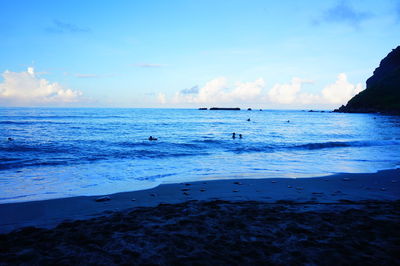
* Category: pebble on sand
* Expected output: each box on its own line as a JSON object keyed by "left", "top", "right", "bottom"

{"left": 95, "top": 196, "right": 111, "bottom": 202}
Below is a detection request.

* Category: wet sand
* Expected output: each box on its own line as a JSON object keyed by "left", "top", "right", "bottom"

{"left": 0, "top": 169, "right": 400, "bottom": 264}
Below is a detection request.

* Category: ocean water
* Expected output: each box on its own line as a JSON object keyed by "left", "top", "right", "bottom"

{"left": 1, "top": 108, "right": 399, "bottom": 203}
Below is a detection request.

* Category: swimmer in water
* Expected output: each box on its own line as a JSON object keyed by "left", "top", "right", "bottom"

{"left": 247, "top": 118, "right": 250, "bottom": 121}
{"left": 239, "top": 134, "right": 242, "bottom": 139}
{"left": 232, "top": 133, "right": 236, "bottom": 139}
{"left": 148, "top": 136, "right": 158, "bottom": 141}
{"left": 7, "top": 137, "right": 13, "bottom": 141}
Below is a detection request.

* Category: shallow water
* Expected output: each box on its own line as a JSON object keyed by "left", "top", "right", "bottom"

{"left": 1, "top": 108, "right": 399, "bottom": 203}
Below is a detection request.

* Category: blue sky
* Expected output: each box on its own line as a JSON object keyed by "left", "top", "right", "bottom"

{"left": 0, "top": 0, "right": 399, "bottom": 108}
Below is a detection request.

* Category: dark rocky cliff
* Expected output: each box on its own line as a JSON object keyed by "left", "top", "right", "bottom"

{"left": 334, "top": 46, "right": 400, "bottom": 114}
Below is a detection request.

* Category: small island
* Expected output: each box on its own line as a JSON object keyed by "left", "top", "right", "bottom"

{"left": 334, "top": 46, "right": 400, "bottom": 114}
{"left": 209, "top": 107, "right": 241, "bottom": 110}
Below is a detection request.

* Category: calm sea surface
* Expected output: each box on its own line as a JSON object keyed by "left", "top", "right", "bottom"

{"left": 1, "top": 108, "right": 399, "bottom": 203}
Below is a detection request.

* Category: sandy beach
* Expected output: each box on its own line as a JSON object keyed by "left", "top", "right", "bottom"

{"left": 1, "top": 169, "right": 400, "bottom": 264}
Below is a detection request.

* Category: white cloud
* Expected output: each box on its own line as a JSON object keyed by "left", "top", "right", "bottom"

{"left": 170, "top": 77, "right": 265, "bottom": 105}
{"left": 195, "top": 77, "right": 229, "bottom": 103}
{"left": 231, "top": 78, "right": 264, "bottom": 101}
{"left": 157, "top": 93, "right": 166, "bottom": 104}
{"left": 74, "top": 73, "right": 99, "bottom": 78}
{"left": 267, "top": 73, "right": 362, "bottom": 106}
{"left": 267, "top": 77, "right": 312, "bottom": 104}
{"left": 297, "top": 92, "right": 321, "bottom": 105}
{"left": 321, "top": 73, "right": 363, "bottom": 104}
{"left": 158, "top": 73, "right": 363, "bottom": 108}
{"left": 0, "top": 67, "right": 82, "bottom": 106}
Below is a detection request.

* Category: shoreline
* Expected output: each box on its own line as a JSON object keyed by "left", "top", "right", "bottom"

{"left": 1, "top": 169, "right": 400, "bottom": 264}
{"left": 1, "top": 168, "right": 399, "bottom": 234}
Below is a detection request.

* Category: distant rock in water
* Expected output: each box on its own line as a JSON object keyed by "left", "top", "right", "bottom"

{"left": 334, "top": 46, "right": 400, "bottom": 114}
{"left": 209, "top": 107, "right": 241, "bottom": 110}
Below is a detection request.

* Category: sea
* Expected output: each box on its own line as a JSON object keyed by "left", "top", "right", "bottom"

{"left": 1, "top": 108, "right": 400, "bottom": 203}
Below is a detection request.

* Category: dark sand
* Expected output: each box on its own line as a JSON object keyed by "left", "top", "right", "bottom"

{"left": 1, "top": 169, "right": 400, "bottom": 264}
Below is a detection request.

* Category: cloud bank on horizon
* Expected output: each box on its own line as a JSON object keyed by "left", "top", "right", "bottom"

{"left": 158, "top": 73, "right": 363, "bottom": 108}
{"left": 0, "top": 68, "right": 82, "bottom": 106}
{"left": 0, "top": 67, "right": 362, "bottom": 108}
